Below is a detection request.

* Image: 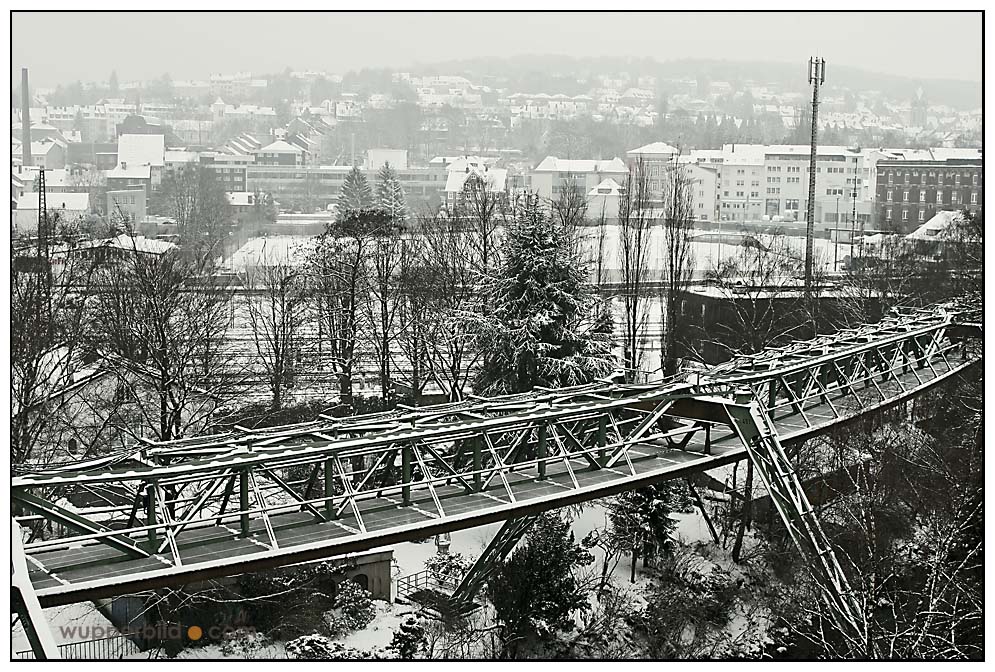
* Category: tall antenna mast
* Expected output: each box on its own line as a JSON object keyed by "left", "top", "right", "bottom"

{"left": 21, "top": 68, "right": 32, "bottom": 168}
{"left": 804, "top": 57, "right": 825, "bottom": 297}
{"left": 36, "top": 167, "right": 53, "bottom": 343}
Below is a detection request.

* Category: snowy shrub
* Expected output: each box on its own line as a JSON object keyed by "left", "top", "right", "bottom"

{"left": 285, "top": 635, "right": 357, "bottom": 660}
{"left": 323, "top": 579, "right": 376, "bottom": 634}
{"left": 285, "top": 635, "right": 398, "bottom": 661}
{"left": 425, "top": 552, "right": 471, "bottom": 586}
{"left": 389, "top": 616, "right": 427, "bottom": 659}
{"left": 218, "top": 629, "right": 272, "bottom": 659}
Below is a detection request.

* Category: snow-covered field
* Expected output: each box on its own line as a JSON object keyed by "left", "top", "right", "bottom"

{"left": 221, "top": 228, "right": 851, "bottom": 280}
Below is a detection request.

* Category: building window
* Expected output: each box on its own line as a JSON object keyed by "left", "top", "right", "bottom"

{"left": 919, "top": 190, "right": 926, "bottom": 202}
{"left": 919, "top": 209, "right": 925, "bottom": 221}
{"left": 885, "top": 208, "right": 892, "bottom": 220}
{"left": 902, "top": 209, "right": 908, "bottom": 221}
{"left": 886, "top": 190, "right": 893, "bottom": 202}
{"left": 972, "top": 175, "right": 978, "bottom": 186}
{"left": 903, "top": 191, "right": 909, "bottom": 202}
{"left": 971, "top": 192, "right": 978, "bottom": 205}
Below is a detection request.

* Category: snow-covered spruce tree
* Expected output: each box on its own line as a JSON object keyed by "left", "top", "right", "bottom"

{"left": 488, "top": 512, "right": 594, "bottom": 657}
{"left": 471, "top": 193, "right": 615, "bottom": 395}
{"left": 608, "top": 482, "right": 693, "bottom": 582}
{"left": 389, "top": 616, "right": 427, "bottom": 659}
{"left": 376, "top": 161, "right": 408, "bottom": 223}
{"left": 337, "top": 166, "right": 374, "bottom": 216}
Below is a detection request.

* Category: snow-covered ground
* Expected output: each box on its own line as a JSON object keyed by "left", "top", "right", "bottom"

{"left": 220, "top": 229, "right": 850, "bottom": 279}
{"left": 11, "top": 602, "right": 120, "bottom": 655}
{"left": 224, "top": 236, "right": 315, "bottom": 272}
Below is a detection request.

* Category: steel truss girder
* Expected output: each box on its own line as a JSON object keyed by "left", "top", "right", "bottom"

{"left": 450, "top": 515, "right": 540, "bottom": 607}
{"left": 725, "top": 401, "right": 869, "bottom": 653}
{"left": 11, "top": 306, "right": 981, "bottom": 620}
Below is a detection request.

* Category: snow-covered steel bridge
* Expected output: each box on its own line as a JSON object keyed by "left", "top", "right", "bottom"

{"left": 12, "top": 304, "right": 981, "bottom": 657}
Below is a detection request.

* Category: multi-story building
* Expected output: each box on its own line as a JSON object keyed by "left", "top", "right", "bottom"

{"left": 687, "top": 145, "right": 766, "bottom": 223}
{"left": 529, "top": 156, "right": 628, "bottom": 202}
{"left": 252, "top": 140, "right": 307, "bottom": 167}
{"left": 685, "top": 143, "right": 881, "bottom": 230}
{"left": 26, "top": 138, "right": 67, "bottom": 169}
{"left": 625, "top": 143, "right": 719, "bottom": 222}
{"left": 874, "top": 149, "right": 982, "bottom": 232}
{"left": 443, "top": 158, "right": 508, "bottom": 212}
{"left": 245, "top": 163, "right": 446, "bottom": 211}
{"left": 199, "top": 151, "right": 255, "bottom": 193}
{"left": 46, "top": 102, "right": 138, "bottom": 142}
{"left": 107, "top": 189, "right": 147, "bottom": 224}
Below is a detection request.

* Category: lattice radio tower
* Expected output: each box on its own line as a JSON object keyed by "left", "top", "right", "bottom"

{"left": 804, "top": 57, "right": 826, "bottom": 297}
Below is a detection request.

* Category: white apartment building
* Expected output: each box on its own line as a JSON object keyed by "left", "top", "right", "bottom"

{"left": 687, "top": 145, "right": 766, "bottom": 223}
{"left": 529, "top": 156, "right": 629, "bottom": 202}
{"left": 679, "top": 143, "right": 882, "bottom": 229}
{"left": 626, "top": 142, "right": 719, "bottom": 222}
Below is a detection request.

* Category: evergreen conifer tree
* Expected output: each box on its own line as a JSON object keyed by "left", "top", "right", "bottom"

{"left": 472, "top": 194, "right": 615, "bottom": 395}
{"left": 337, "top": 166, "right": 374, "bottom": 217}
{"left": 376, "top": 162, "right": 408, "bottom": 222}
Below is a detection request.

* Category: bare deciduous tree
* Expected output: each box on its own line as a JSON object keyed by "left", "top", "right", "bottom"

{"left": 11, "top": 212, "right": 105, "bottom": 465}
{"left": 362, "top": 212, "right": 404, "bottom": 404}
{"left": 241, "top": 261, "right": 310, "bottom": 411}
{"left": 418, "top": 209, "right": 486, "bottom": 401}
{"left": 660, "top": 158, "right": 697, "bottom": 376}
{"left": 617, "top": 158, "right": 654, "bottom": 382}
{"left": 89, "top": 244, "right": 235, "bottom": 441}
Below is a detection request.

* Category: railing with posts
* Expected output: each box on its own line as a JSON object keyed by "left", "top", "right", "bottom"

{"left": 396, "top": 569, "right": 459, "bottom": 601}
{"left": 15, "top": 633, "right": 143, "bottom": 660}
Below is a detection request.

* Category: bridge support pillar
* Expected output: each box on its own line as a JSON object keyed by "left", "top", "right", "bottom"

{"left": 451, "top": 515, "right": 539, "bottom": 608}
{"left": 12, "top": 523, "right": 60, "bottom": 660}
{"left": 725, "top": 401, "right": 869, "bottom": 655}
{"left": 145, "top": 484, "right": 157, "bottom": 550}
{"left": 597, "top": 415, "right": 607, "bottom": 462}
{"left": 324, "top": 459, "right": 335, "bottom": 520}
{"left": 239, "top": 470, "right": 250, "bottom": 536}
{"left": 537, "top": 425, "right": 547, "bottom": 480}
{"left": 472, "top": 438, "right": 482, "bottom": 491}
{"left": 401, "top": 445, "right": 412, "bottom": 505}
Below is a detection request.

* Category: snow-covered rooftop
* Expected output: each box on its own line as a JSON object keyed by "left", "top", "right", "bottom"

{"left": 533, "top": 156, "right": 628, "bottom": 174}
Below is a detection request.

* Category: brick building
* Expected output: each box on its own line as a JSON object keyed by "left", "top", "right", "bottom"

{"left": 874, "top": 151, "right": 982, "bottom": 232}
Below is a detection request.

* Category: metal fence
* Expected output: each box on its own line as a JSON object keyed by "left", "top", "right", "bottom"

{"left": 397, "top": 569, "right": 458, "bottom": 600}
{"left": 15, "top": 634, "right": 143, "bottom": 660}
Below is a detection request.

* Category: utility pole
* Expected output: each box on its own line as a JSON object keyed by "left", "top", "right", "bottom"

{"left": 834, "top": 196, "right": 840, "bottom": 271}
{"left": 804, "top": 57, "right": 825, "bottom": 298}
{"left": 850, "top": 166, "right": 858, "bottom": 269}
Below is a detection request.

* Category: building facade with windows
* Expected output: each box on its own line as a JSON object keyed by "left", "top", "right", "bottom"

{"left": 245, "top": 164, "right": 447, "bottom": 211}
{"left": 874, "top": 154, "right": 982, "bottom": 232}
{"left": 529, "top": 157, "right": 629, "bottom": 203}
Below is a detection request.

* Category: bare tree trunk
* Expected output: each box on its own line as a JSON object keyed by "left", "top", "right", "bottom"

{"left": 732, "top": 461, "right": 754, "bottom": 563}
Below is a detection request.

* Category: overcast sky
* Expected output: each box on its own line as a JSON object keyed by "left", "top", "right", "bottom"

{"left": 12, "top": 11, "right": 983, "bottom": 88}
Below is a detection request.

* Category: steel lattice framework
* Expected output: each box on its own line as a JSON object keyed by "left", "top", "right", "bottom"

{"left": 12, "top": 305, "right": 981, "bottom": 656}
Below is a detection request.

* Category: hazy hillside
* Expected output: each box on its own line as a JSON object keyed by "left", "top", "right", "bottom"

{"left": 413, "top": 55, "right": 981, "bottom": 110}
